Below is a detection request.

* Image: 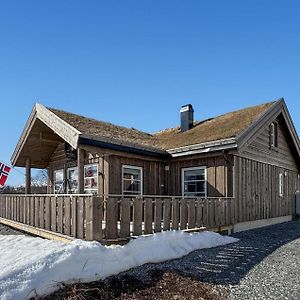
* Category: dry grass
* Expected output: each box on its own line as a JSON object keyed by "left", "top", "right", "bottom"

{"left": 48, "top": 101, "right": 275, "bottom": 151}
{"left": 40, "top": 271, "right": 228, "bottom": 300}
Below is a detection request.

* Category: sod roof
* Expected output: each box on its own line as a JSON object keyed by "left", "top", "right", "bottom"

{"left": 48, "top": 101, "right": 275, "bottom": 152}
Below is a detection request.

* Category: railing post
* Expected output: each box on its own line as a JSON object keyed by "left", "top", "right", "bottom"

{"left": 86, "top": 195, "right": 103, "bottom": 241}
{"left": 77, "top": 148, "right": 85, "bottom": 194}
{"left": 25, "top": 158, "right": 31, "bottom": 194}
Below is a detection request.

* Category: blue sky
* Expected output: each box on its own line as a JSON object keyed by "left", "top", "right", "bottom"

{"left": 1, "top": 0, "right": 300, "bottom": 185}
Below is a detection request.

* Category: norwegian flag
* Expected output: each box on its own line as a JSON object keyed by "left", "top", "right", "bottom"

{"left": 0, "top": 162, "right": 11, "bottom": 187}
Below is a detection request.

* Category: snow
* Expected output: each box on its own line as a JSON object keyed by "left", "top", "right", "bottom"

{"left": 0, "top": 231, "right": 238, "bottom": 300}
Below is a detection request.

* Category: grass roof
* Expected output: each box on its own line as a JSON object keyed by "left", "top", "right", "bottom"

{"left": 48, "top": 101, "right": 275, "bottom": 152}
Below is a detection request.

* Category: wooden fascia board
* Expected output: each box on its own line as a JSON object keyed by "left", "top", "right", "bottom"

{"left": 36, "top": 104, "right": 81, "bottom": 149}
{"left": 281, "top": 102, "right": 300, "bottom": 157}
{"left": 11, "top": 104, "right": 38, "bottom": 165}
{"left": 11, "top": 103, "right": 82, "bottom": 166}
{"left": 236, "top": 99, "right": 283, "bottom": 151}
{"left": 237, "top": 99, "right": 300, "bottom": 163}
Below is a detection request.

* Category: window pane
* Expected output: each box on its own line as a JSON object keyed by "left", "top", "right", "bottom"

{"left": 68, "top": 168, "right": 78, "bottom": 179}
{"left": 84, "top": 178, "right": 92, "bottom": 189}
{"left": 184, "top": 169, "right": 205, "bottom": 181}
{"left": 54, "top": 170, "right": 63, "bottom": 183}
{"left": 122, "top": 166, "right": 142, "bottom": 195}
{"left": 84, "top": 165, "right": 97, "bottom": 178}
{"left": 54, "top": 170, "right": 64, "bottom": 193}
{"left": 123, "top": 168, "right": 141, "bottom": 180}
{"left": 123, "top": 179, "right": 140, "bottom": 192}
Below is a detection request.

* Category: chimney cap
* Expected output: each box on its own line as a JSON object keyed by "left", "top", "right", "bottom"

{"left": 180, "top": 104, "right": 194, "bottom": 113}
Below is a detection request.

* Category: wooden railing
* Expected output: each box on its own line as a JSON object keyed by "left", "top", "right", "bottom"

{"left": 0, "top": 194, "right": 102, "bottom": 241}
{"left": 0, "top": 194, "right": 235, "bottom": 241}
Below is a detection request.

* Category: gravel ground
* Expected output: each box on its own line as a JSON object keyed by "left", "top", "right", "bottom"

{"left": 121, "top": 220, "right": 300, "bottom": 299}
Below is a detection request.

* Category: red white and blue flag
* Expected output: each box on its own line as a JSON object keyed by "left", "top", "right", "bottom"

{"left": 0, "top": 162, "right": 11, "bottom": 187}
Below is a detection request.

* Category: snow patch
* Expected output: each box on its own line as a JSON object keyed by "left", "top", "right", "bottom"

{"left": 0, "top": 231, "right": 238, "bottom": 300}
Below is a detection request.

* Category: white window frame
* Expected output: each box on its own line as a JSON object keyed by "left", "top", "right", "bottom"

{"left": 67, "top": 166, "right": 78, "bottom": 194}
{"left": 182, "top": 166, "right": 207, "bottom": 197}
{"left": 279, "top": 173, "right": 284, "bottom": 197}
{"left": 270, "top": 122, "right": 278, "bottom": 148}
{"left": 54, "top": 169, "right": 64, "bottom": 194}
{"left": 122, "top": 165, "right": 143, "bottom": 196}
{"left": 84, "top": 164, "right": 98, "bottom": 194}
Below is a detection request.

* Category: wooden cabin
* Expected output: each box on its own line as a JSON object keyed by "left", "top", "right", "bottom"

{"left": 11, "top": 98, "right": 300, "bottom": 231}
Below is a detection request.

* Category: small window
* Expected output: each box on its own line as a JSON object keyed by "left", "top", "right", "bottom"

{"left": 182, "top": 166, "right": 207, "bottom": 197}
{"left": 84, "top": 164, "right": 98, "bottom": 194}
{"left": 122, "top": 165, "right": 143, "bottom": 195}
{"left": 54, "top": 169, "right": 64, "bottom": 194}
{"left": 67, "top": 167, "right": 78, "bottom": 194}
{"left": 270, "top": 122, "right": 278, "bottom": 148}
{"left": 279, "top": 173, "right": 284, "bottom": 197}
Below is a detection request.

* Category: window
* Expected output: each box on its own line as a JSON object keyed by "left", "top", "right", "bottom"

{"left": 84, "top": 164, "right": 98, "bottom": 194}
{"left": 54, "top": 169, "right": 64, "bottom": 194}
{"left": 67, "top": 167, "right": 78, "bottom": 194}
{"left": 279, "top": 173, "right": 284, "bottom": 197}
{"left": 122, "top": 165, "right": 143, "bottom": 195}
{"left": 182, "top": 166, "right": 207, "bottom": 197}
{"left": 270, "top": 122, "right": 278, "bottom": 148}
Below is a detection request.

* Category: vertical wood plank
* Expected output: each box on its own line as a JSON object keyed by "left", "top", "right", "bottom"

{"left": 45, "top": 196, "right": 51, "bottom": 230}
{"left": 171, "top": 197, "right": 179, "bottom": 230}
{"left": 180, "top": 197, "right": 187, "bottom": 230}
{"left": 64, "top": 196, "right": 71, "bottom": 235}
{"left": 39, "top": 196, "right": 45, "bottom": 229}
{"left": 120, "top": 197, "right": 131, "bottom": 238}
{"left": 71, "top": 196, "right": 77, "bottom": 237}
{"left": 106, "top": 197, "right": 118, "bottom": 239}
{"left": 51, "top": 196, "right": 57, "bottom": 232}
{"left": 77, "top": 196, "right": 84, "bottom": 239}
{"left": 163, "top": 197, "right": 171, "bottom": 231}
{"left": 86, "top": 196, "right": 103, "bottom": 241}
{"left": 196, "top": 198, "right": 203, "bottom": 228}
{"left": 188, "top": 198, "right": 195, "bottom": 229}
{"left": 133, "top": 197, "right": 143, "bottom": 236}
{"left": 144, "top": 197, "right": 153, "bottom": 234}
{"left": 154, "top": 198, "right": 162, "bottom": 232}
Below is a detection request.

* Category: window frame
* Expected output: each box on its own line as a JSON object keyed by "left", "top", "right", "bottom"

{"left": 53, "top": 169, "right": 64, "bottom": 194}
{"left": 122, "top": 165, "right": 143, "bottom": 196}
{"left": 67, "top": 166, "right": 78, "bottom": 194}
{"left": 270, "top": 122, "right": 278, "bottom": 148}
{"left": 279, "top": 172, "right": 284, "bottom": 197}
{"left": 84, "top": 164, "right": 99, "bottom": 194}
{"left": 181, "top": 166, "right": 207, "bottom": 198}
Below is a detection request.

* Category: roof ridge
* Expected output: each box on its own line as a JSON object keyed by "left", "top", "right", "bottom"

{"left": 47, "top": 106, "right": 155, "bottom": 137}
{"left": 154, "top": 100, "right": 277, "bottom": 135}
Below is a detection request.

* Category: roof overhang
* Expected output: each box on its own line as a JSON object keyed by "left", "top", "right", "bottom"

{"left": 237, "top": 98, "right": 300, "bottom": 163}
{"left": 11, "top": 104, "right": 169, "bottom": 167}
{"left": 79, "top": 134, "right": 169, "bottom": 158}
{"left": 167, "top": 138, "right": 238, "bottom": 157}
{"left": 11, "top": 103, "right": 82, "bottom": 168}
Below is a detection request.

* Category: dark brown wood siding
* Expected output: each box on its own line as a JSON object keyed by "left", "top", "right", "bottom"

{"left": 240, "top": 116, "right": 299, "bottom": 171}
{"left": 108, "top": 155, "right": 165, "bottom": 195}
{"left": 234, "top": 156, "right": 299, "bottom": 222}
{"left": 166, "top": 154, "right": 233, "bottom": 197}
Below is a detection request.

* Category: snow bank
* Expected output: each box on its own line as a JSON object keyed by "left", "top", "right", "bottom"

{"left": 0, "top": 231, "right": 238, "bottom": 300}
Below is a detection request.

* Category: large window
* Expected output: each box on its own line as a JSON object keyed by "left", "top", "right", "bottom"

{"left": 54, "top": 169, "right": 64, "bottom": 194}
{"left": 122, "top": 165, "right": 143, "bottom": 195}
{"left": 270, "top": 122, "right": 278, "bottom": 148}
{"left": 84, "top": 164, "right": 98, "bottom": 194}
{"left": 67, "top": 167, "right": 78, "bottom": 194}
{"left": 182, "top": 166, "right": 207, "bottom": 197}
